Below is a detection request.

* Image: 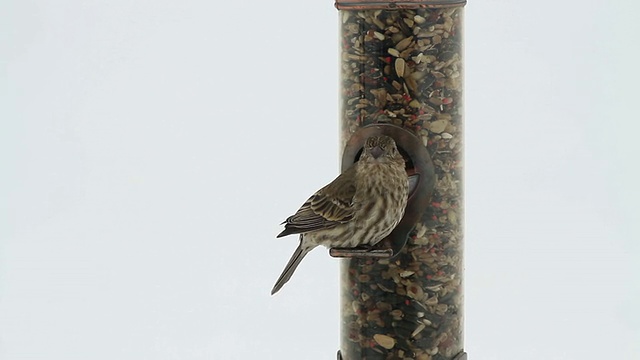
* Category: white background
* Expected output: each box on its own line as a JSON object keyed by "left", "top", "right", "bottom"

{"left": 1, "top": 1, "right": 639, "bottom": 359}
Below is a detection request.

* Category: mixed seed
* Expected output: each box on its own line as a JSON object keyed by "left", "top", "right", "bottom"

{"left": 339, "top": 7, "right": 464, "bottom": 360}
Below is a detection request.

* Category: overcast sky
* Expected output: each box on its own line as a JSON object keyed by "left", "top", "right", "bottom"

{"left": 1, "top": 1, "right": 639, "bottom": 359}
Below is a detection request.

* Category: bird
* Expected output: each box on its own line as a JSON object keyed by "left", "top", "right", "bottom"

{"left": 272, "top": 135, "right": 409, "bottom": 295}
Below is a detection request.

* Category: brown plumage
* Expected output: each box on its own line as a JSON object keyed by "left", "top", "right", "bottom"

{"left": 272, "top": 135, "right": 409, "bottom": 295}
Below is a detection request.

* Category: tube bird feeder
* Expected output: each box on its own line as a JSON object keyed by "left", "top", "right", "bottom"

{"left": 332, "top": 1, "right": 466, "bottom": 359}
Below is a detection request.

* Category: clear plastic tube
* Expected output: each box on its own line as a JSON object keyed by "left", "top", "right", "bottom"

{"left": 339, "top": 5, "right": 465, "bottom": 360}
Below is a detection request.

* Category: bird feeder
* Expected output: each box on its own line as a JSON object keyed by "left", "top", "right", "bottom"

{"left": 332, "top": 1, "right": 466, "bottom": 359}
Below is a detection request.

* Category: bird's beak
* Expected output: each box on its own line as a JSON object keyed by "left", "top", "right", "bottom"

{"left": 370, "top": 146, "right": 383, "bottom": 159}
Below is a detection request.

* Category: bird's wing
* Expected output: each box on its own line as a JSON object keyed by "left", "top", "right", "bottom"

{"left": 277, "top": 167, "right": 357, "bottom": 237}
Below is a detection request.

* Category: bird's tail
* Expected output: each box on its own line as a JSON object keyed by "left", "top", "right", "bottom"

{"left": 271, "top": 239, "right": 313, "bottom": 295}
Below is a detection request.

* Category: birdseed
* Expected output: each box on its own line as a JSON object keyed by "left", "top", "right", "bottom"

{"left": 339, "top": 6, "right": 464, "bottom": 360}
